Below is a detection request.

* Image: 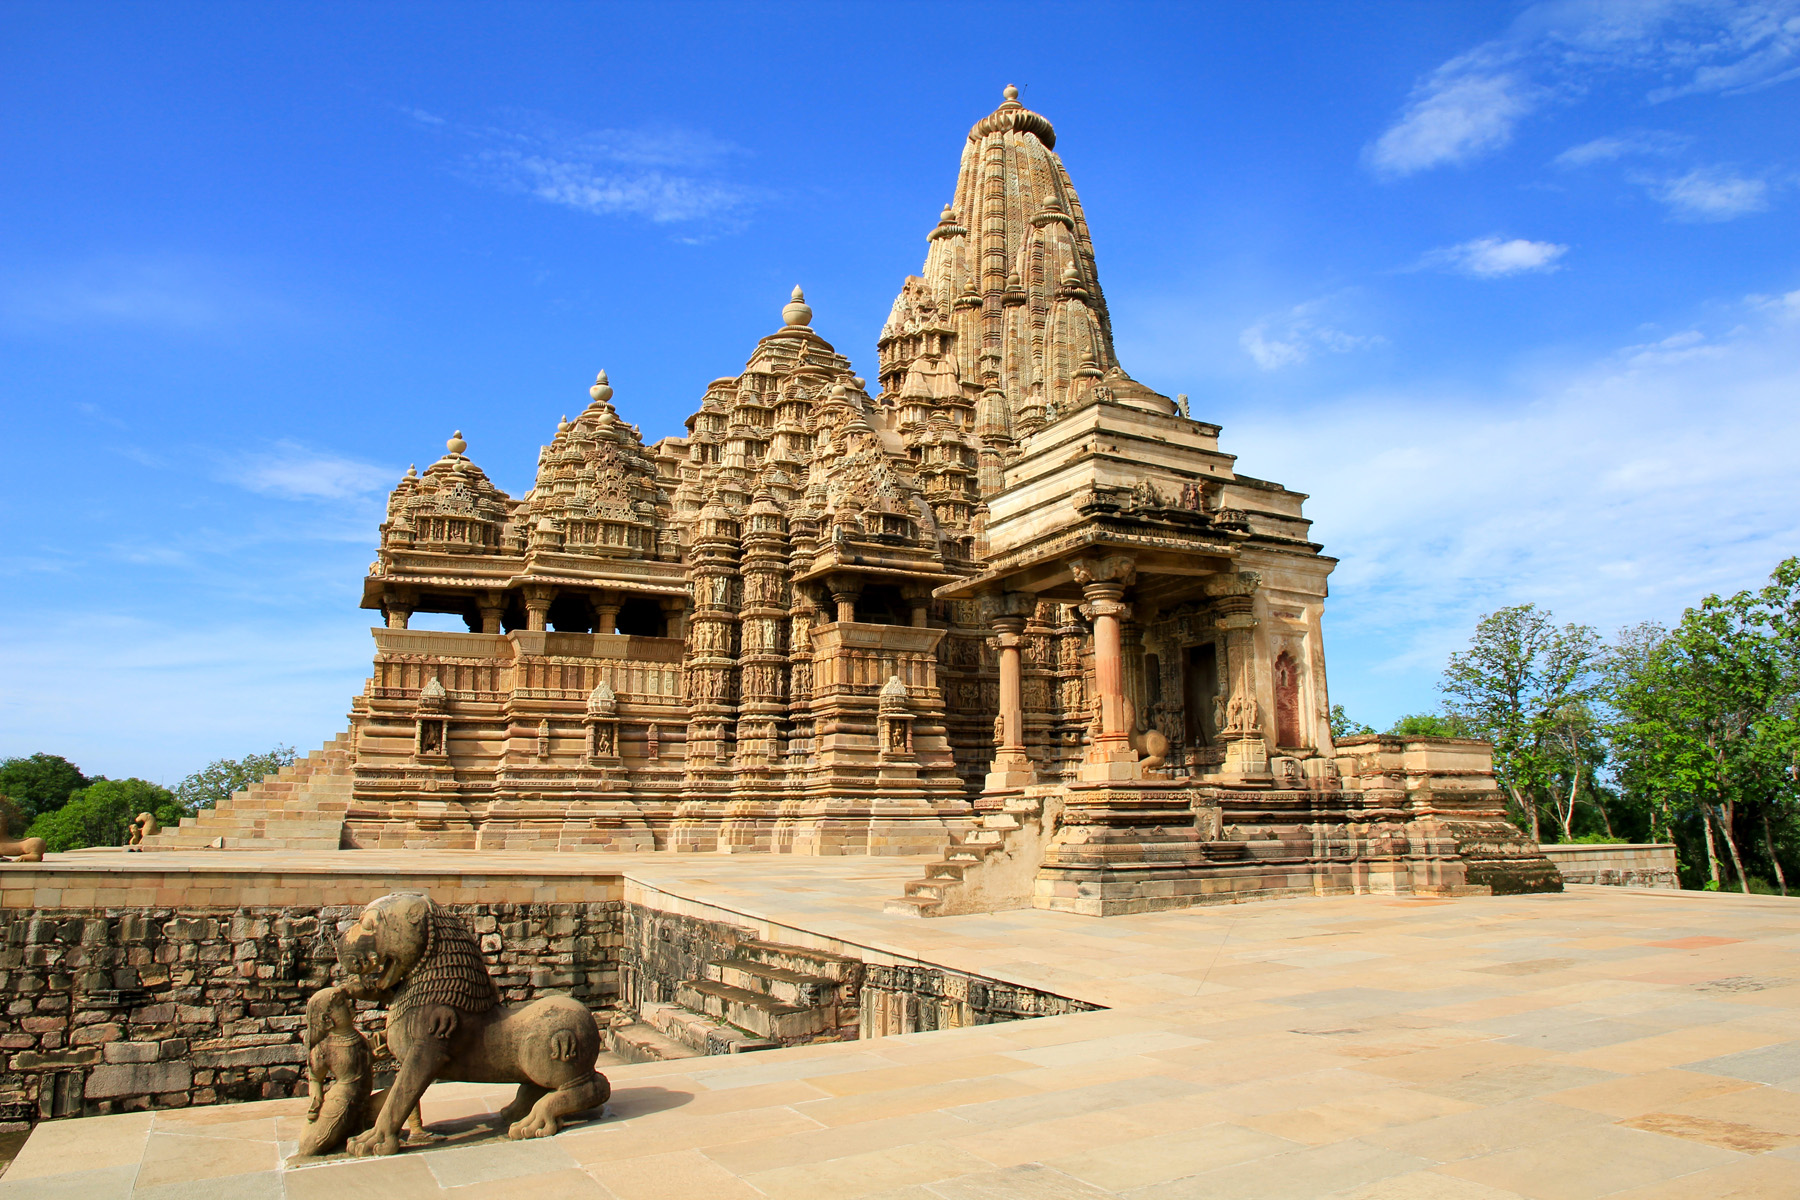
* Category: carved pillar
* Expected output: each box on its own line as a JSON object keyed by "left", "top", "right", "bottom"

{"left": 523, "top": 585, "right": 556, "bottom": 633}
{"left": 593, "top": 592, "right": 621, "bottom": 636}
{"left": 478, "top": 591, "right": 506, "bottom": 635}
{"left": 984, "top": 593, "right": 1035, "bottom": 791}
{"left": 830, "top": 577, "right": 860, "bottom": 624}
{"left": 1207, "top": 571, "right": 1268, "bottom": 780}
{"left": 385, "top": 604, "right": 412, "bottom": 630}
{"left": 1070, "top": 554, "right": 1139, "bottom": 782}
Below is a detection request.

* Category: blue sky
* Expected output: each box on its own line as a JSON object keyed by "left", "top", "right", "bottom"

{"left": 3, "top": 1, "right": 1798, "bottom": 782}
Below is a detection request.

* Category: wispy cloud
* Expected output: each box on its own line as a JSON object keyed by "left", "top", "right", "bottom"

{"left": 1228, "top": 284, "right": 1800, "bottom": 715}
{"left": 1369, "top": 1, "right": 1800, "bottom": 178}
{"left": 220, "top": 441, "right": 393, "bottom": 501}
{"left": 1554, "top": 129, "right": 1691, "bottom": 166}
{"left": 1421, "top": 235, "right": 1570, "bottom": 277}
{"left": 408, "top": 106, "right": 760, "bottom": 227}
{"left": 1644, "top": 164, "right": 1774, "bottom": 219}
{"left": 1239, "top": 296, "right": 1384, "bottom": 370}
{"left": 0, "top": 257, "right": 279, "bottom": 332}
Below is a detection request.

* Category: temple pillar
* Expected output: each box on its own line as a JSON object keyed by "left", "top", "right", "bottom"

{"left": 385, "top": 604, "right": 412, "bottom": 630}
{"left": 660, "top": 596, "right": 687, "bottom": 640}
{"left": 523, "top": 585, "right": 556, "bottom": 633}
{"left": 1070, "top": 555, "right": 1137, "bottom": 781}
{"left": 985, "top": 603, "right": 1035, "bottom": 791}
{"left": 830, "top": 578, "right": 860, "bottom": 624}
{"left": 594, "top": 592, "right": 621, "bottom": 636}
{"left": 1208, "top": 571, "right": 1269, "bottom": 782}
{"left": 478, "top": 591, "right": 506, "bottom": 635}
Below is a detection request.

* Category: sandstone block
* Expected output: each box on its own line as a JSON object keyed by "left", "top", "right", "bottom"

{"left": 86, "top": 1061, "right": 191, "bottom": 1099}
{"left": 103, "top": 1042, "right": 159, "bottom": 1064}
{"left": 10, "top": 1048, "right": 99, "bottom": 1070}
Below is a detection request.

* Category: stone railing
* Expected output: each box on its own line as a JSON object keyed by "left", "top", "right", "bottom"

{"left": 1539, "top": 843, "right": 1679, "bottom": 889}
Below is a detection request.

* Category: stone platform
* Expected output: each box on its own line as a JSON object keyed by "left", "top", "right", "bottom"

{"left": 2, "top": 853, "right": 1799, "bottom": 1198}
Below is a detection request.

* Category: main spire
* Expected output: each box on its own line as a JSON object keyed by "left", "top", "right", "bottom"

{"left": 878, "top": 85, "right": 1154, "bottom": 494}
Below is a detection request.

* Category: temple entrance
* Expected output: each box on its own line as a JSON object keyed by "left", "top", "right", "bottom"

{"left": 1184, "top": 642, "right": 1219, "bottom": 749}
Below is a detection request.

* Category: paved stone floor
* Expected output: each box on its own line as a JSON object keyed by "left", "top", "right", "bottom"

{"left": 3, "top": 854, "right": 1799, "bottom": 1198}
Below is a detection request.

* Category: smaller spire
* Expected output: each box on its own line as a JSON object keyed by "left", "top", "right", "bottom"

{"left": 446, "top": 430, "right": 467, "bottom": 455}
{"left": 782, "top": 285, "right": 813, "bottom": 328}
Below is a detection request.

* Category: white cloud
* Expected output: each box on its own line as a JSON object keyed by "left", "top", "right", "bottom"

{"left": 1554, "top": 129, "right": 1690, "bottom": 166}
{"left": 1239, "top": 297, "right": 1384, "bottom": 370}
{"left": 1423, "top": 235, "right": 1570, "bottom": 277}
{"left": 1226, "top": 285, "right": 1800, "bottom": 716}
{"left": 414, "top": 109, "right": 758, "bottom": 227}
{"left": 481, "top": 151, "right": 752, "bottom": 224}
{"left": 1646, "top": 165, "right": 1773, "bottom": 219}
{"left": 1367, "top": 61, "right": 1537, "bottom": 176}
{"left": 1370, "top": 1, "right": 1800, "bottom": 177}
{"left": 221, "top": 441, "right": 393, "bottom": 501}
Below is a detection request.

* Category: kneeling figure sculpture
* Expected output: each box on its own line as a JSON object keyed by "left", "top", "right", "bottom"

{"left": 336, "top": 891, "right": 609, "bottom": 1156}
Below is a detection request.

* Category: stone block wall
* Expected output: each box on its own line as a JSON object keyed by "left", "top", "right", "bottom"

{"left": 0, "top": 901, "right": 620, "bottom": 1126}
{"left": 1539, "top": 844, "right": 1680, "bottom": 889}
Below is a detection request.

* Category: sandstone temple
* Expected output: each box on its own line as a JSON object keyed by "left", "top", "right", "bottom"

{"left": 147, "top": 87, "right": 1557, "bottom": 915}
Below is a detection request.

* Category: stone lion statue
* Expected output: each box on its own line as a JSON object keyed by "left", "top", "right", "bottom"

{"left": 336, "top": 892, "right": 608, "bottom": 1156}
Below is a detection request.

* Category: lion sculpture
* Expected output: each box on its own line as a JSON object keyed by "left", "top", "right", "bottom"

{"left": 335, "top": 892, "right": 608, "bottom": 1156}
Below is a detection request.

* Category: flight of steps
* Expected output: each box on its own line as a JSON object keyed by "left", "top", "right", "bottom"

{"left": 606, "top": 939, "right": 862, "bottom": 1063}
{"left": 886, "top": 787, "right": 1064, "bottom": 917}
{"left": 142, "top": 733, "right": 354, "bottom": 851}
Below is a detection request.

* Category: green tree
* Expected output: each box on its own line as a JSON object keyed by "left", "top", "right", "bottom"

{"left": 1440, "top": 605, "right": 1603, "bottom": 842}
{"left": 27, "top": 779, "right": 182, "bottom": 852}
{"left": 0, "top": 754, "right": 90, "bottom": 821}
{"left": 1386, "top": 712, "right": 1470, "bottom": 738}
{"left": 1611, "top": 588, "right": 1785, "bottom": 892}
{"left": 175, "top": 745, "right": 296, "bottom": 813}
{"left": 1329, "top": 704, "right": 1373, "bottom": 740}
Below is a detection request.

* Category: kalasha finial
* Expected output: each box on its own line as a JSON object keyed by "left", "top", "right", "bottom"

{"left": 852, "top": 376, "right": 866, "bottom": 391}
{"left": 589, "top": 369, "right": 613, "bottom": 405}
{"left": 405, "top": 463, "right": 417, "bottom": 478}
{"left": 1003, "top": 84, "right": 1019, "bottom": 102}
{"left": 446, "top": 430, "right": 467, "bottom": 455}
{"left": 939, "top": 204, "right": 955, "bottom": 223}
{"left": 557, "top": 414, "right": 570, "bottom": 434}
{"left": 782, "top": 285, "right": 813, "bottom": 328}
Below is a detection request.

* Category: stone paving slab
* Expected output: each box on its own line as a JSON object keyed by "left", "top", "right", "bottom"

{"left": 1, "top": 852, "right": 1799, "bottom": 1197}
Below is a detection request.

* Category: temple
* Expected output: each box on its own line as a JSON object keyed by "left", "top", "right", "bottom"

{"left": 148, "top": 87, "right": 1557, "bottom": 914}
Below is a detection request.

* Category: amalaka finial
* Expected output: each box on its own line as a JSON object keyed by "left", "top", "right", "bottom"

{"left": 1003, "top": 84, "right": 1019, "bottom": 102}
{"left": 782, "top": 286, "right": 813, "bottom": 328}
{"left": 446, "top": 430, "right": 467, "bottom": 455}
{"left": 589, "top": 370, "right": 613, "bottom": 405}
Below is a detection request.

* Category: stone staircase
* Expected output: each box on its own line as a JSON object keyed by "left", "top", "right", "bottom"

{"left": 606, "top": 939, "right": 862, "bottom": 1063}
{"left": 885, "top": 787, "right": 1064, "bottom": 917}
{"left": 142, "top": 733, "right": 354, "bottom": 851}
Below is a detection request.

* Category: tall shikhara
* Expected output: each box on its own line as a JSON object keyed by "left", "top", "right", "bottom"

{"left": 148, "top": 88, "right": 1558, "bottom": 917}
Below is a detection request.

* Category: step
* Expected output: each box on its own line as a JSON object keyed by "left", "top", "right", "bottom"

{"left": 640, "top": 1001, "right": 776, "bottom": 1056}
{"left": 903, "top": 878, "right": 957, "bottom": 900}
{"left": 883, "top": 895, "right": 940, "bottom": 918}
{"left": 734, "top": 939, "right": 861, "bottom": 983}
{"left": 605, "top": 1020, "right": 700, "bottom": 1064}
{"left": 674, "top": 980, "right": 826, "bottom": 1042}
{"left": 925, "top": 862, "right": 969, "bottom": 881}
{"left": 707, "top": 959, "right": 838, "bottom": 1008}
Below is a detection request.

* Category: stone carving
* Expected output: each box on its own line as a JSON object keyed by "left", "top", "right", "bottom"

{"left": 125, "top": 811, "right": 158, "bottom": 850}
{"left": 336, "top": 892, "right": 609, "bottom": 1155}
{"left": 297, "top": 985, "right": 373, "bottom": 1157}
{"left": 0, "top": 804, "right": 44, "bottom": 862}
{"left": 1123, "top": 696, "right": 1170, "bottom": 771}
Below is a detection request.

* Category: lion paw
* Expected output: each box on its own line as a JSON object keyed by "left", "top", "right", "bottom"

{"left": 348, "top": 1129, "right": 403, "bottom": 1157}
{"left": 507, "top": 1116, "right": 557, "bottom": 1140}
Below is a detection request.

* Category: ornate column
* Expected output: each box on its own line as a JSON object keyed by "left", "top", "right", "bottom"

{"left": 1206, "top": 571, "right": 1269, "bottom": 780}
{"left": 1071, "top": 554, "right": 1137, "bottom": 780}
{"left": 478, "top": 590, "right": 506, "bottom": 635}
{"left": 830, "top": 577, "right": 861, "bottom": 624}
{"left": 593, "top": 592, "right": 621, "bottom": 636}
{"left": 984, "top": 592, "right": 1035, "bottom": 791}
{"left": 523, "top": 585, "right": 556, "bottom": 633}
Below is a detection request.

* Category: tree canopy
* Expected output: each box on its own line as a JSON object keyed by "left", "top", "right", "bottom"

{"left": 27, "top": 778, "right": 183, "bottom": 853}
{"left": 174, "top": 746, "right": 296, "bottom": 813}
{"left": 0, "top": 753, "right": 90, "bottom": 821}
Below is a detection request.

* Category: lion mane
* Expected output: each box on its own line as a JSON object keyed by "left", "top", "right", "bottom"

{"left": 388, "top": 903, "right": 498, "bottom": 1027}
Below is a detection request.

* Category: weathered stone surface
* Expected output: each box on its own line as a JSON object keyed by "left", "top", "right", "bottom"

{"left": 85, "top": 1061, "right": 190, "bottom": 1099}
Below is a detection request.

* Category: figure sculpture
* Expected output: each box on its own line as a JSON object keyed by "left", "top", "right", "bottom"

{"left": 0, "top": 802, "right": 45, "bottom": 863}
{"left": 336, "top": 892, "right": 608, "bottom": 1156}
{"left": 297, "top": 986, "right": 373, "bottom": 1157}
{"left": 126, "top": 811, "right": 158, "bottom": 851}
{"left": 1122, "top": 697, "right": 1170, "bottom": 771}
